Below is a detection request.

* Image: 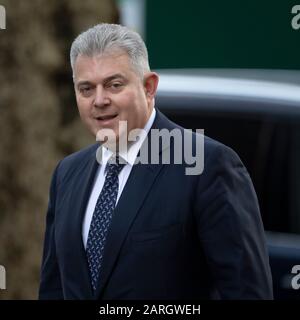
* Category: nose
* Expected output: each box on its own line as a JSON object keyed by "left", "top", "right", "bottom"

{"left": 93, "top": 86, "right": 110, "bottom": 108}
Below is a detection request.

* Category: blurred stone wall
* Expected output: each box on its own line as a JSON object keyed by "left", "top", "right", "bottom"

{"left": 0, "top": 0, "right": 119, "bottom": 299}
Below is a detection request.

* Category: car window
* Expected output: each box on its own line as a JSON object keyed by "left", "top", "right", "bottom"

{"left": 160, "top": 107, "right": 300, "bottom": 236}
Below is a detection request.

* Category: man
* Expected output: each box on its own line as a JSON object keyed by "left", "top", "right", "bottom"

{"left": 39, "top": 23, "right": 273, "bottom": 299}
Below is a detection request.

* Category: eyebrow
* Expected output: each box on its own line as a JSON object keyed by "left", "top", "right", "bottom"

{"left": 103, "top": 74, "right": 127, "bottom": 83}
{"left": 76, "top": 74, "right": 127, "bottom": 88}
{"left": 76, "top": 81, "right": 91, "bottom": 88}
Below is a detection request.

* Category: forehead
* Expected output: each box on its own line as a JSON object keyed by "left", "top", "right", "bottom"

{"left": 73, "top": 51, "right": 135, "bottom": 82}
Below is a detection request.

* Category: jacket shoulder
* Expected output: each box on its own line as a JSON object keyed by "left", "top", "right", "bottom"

{"left": 156, "top": 109, "right": 242, "bottom": 164}
{"left": 55, "top": 143, "right": 99, "bottom": 184}
{"left": 60, "top": 143, "right": 98, "bottom": 166}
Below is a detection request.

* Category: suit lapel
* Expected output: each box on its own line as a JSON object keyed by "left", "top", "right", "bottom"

{"left": 67, "top": 145, "right": 99, "bottom": 299}
{"left": 95, "top": 161, "right": 164, "bottom": 298}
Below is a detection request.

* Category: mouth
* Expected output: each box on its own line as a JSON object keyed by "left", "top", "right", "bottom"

{"left": 94, "top": 114, "right": 119, "bottom": 127}
{"left": 95, "top": 114, "right": 118, "bottom": 121}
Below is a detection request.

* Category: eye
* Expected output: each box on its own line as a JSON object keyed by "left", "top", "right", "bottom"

{"left": 109, "top": 81, "right": 124, "bottom": 91}
{"left": 79, "top": 86, "right": 93, "bottom": 97}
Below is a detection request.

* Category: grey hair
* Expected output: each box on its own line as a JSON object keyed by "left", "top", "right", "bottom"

{"left": 70, "top": 23, "right": 150, "bottom": 78}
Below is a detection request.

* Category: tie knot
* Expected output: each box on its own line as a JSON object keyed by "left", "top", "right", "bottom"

{"left": 106, "top": 156, "right": 126, "bottom": 177}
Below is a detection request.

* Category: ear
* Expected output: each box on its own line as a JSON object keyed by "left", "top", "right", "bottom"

{"left": 143, "top": 72, "right": 159, "bottom": 102}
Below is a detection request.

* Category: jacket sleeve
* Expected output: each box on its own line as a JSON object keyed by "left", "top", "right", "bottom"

{"left": 39, "top": 162, "right": 64, "bottom": 300}
{"left": 194, "top": 143, "right": 273, "bottom": 299}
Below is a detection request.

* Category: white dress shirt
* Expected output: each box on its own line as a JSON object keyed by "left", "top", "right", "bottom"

{"left": 82, "top": 108, "right": 156, "bottom": 248}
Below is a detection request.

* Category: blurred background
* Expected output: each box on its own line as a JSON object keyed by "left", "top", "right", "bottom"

{"left": 0, "top": 0, "right": 299, "bottom": 299}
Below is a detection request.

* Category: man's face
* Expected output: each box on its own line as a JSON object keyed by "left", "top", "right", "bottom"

{"left": 73, "top": 50, "right": 158, "bottom": 145}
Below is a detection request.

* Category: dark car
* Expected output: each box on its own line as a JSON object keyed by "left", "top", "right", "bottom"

{"left": 155, "top": 69, "right": 300, "bottom": 299}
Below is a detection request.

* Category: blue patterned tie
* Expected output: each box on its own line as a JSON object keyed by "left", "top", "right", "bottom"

{"left": 86, "top": 157, "right": 125, "bottom": 292}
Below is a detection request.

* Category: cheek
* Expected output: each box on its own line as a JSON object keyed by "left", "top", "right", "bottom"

{"left": 77, "top": 106, "right": 87, "bottom": 119}
{"left": 77, "top": 100, "right": 90, "bottom": 117}
{"left": 119, "top": 92, "right": 146, "bottom": 116}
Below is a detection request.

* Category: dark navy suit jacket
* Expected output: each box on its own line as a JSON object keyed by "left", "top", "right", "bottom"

{"left": 39, "top": 110, "right": 273, "bottom": 299}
